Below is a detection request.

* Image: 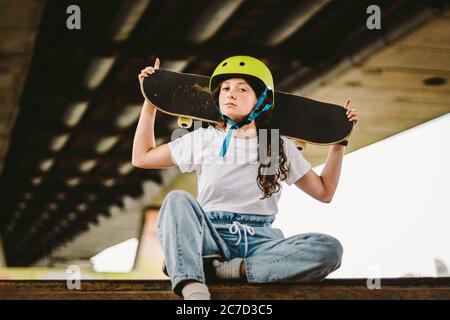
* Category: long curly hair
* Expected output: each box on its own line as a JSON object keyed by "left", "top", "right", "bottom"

{"left": 212, "top": 82, "right": 290, "bottom": 199}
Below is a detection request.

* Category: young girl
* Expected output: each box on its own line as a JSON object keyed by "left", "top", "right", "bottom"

{"left": 133, "top": 56, "right": 359, "bottom": 300}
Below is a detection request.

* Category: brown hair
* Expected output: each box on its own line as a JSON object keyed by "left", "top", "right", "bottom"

{"left": 212, "top": 83, "right": 290, "bottom": 199}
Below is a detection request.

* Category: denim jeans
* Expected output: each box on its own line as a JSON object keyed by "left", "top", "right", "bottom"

{"left": 157, "top": 190, "right": 343, "bottom": 296}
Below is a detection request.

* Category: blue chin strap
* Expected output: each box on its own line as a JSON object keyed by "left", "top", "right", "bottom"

{"left": 217, "top": 87, "right": 272, "bottom": 157}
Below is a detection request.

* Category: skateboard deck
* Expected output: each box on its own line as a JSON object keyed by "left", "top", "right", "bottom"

{"left": 141, "top": 69, "right": 353, "bottom": 145}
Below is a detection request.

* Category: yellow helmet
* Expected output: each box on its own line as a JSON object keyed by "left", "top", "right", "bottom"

{"left": 209, "top": 55, "right": 275, "bottom": 108}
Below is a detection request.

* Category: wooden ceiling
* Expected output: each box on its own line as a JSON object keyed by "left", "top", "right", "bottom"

{"left": 0, "top": 0, "right": 448, "bottom": 266}
{"left": 302, "top": 10, "right": 450, "bottom": 164}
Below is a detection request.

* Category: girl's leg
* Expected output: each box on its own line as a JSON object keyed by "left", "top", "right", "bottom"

{"left": 244, "top": 232, "right": 343, "bottom": 283}
{"left": 157, "top": 190, "right": 228, "bottom": 296}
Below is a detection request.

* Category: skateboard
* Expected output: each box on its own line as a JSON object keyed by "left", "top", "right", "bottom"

{"left": 141, "top": 69, "right": 353, "bottom": 149}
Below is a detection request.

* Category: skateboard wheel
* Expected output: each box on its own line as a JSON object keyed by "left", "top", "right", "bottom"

{"left": 177, "top": 117, "right": 193, "bottom": 129}
{"left": 293, "top": 140, "right": 306, "bottom": 151}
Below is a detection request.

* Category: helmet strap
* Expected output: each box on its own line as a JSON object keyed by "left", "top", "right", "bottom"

{"left": 218, "top": 88, "right": 272, "bottom": 157}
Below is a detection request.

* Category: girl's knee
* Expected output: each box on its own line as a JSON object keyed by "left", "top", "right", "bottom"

{"left": 297, "top": 233, "right": 342, "bottom": 270}
{"left": 159, "top": 190, "right": 194, "bottom": 218}
{"left": 158, "top": 190, "right": 189, "bottom": 227}
{"left": 158, "top": 190, "right": 203, "bottom": 230}
{"left": 316, "top": 234, "right": 343, "bottom": 270}
{"left": 165, "top": 190, "right": 194, "bottom": 204}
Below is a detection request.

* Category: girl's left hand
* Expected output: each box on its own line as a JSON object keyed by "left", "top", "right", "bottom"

{"left": 344, "top": 97, "right": 359, "bottom": 124}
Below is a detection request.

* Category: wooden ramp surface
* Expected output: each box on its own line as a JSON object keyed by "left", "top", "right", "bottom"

{"left": 0, "top": 278, "right": 449, "bottom": 300}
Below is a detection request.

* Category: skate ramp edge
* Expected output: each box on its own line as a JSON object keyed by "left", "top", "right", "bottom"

{"left": 0, "top": 278, "right": 449, "bottom": 300}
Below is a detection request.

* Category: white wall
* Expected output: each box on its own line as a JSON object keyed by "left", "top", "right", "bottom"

{"left": 274, "top": 113, "right": 450, "bottom": 278}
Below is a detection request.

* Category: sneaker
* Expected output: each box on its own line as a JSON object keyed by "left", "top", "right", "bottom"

{"left": 162, "top": 253, "right": 223, "bottom": 279}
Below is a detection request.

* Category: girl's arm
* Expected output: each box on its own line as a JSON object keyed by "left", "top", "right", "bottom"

{"left": 132, "top": 59, "right": 176, "bottom": 169}
{"left": 295, "top": 145, "right": 344, "bottom": 203}
{"left": 131, "top": 99, "right": 175, "bottom": 169}
{"left": 294, "top": 98, "right": 358, "bottom": 203}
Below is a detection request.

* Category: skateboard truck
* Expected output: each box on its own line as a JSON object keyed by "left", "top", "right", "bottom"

{"left": 293, "top": 140, "right": 306, "bottom": 151}
{"left": 177, "top": 116, "right": 193, "bottom": 129}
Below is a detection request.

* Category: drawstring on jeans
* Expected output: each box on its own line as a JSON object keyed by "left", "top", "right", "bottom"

{"left": 229, "top": 221, "right": 255, "bottom": 257}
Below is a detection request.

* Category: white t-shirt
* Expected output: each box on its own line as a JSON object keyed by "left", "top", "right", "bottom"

{"left": 168, "top": 125, "right": 311, "bottom": 215}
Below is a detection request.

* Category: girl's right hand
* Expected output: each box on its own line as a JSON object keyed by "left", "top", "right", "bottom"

{"left": 138, "top": 58, "right": 160, "bottom": 86}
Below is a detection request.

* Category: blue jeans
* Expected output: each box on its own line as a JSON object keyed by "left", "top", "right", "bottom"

{"left": 157, "top": 190, "right": 343, "bottom": 296}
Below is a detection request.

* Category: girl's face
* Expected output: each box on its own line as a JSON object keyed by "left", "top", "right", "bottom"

{"left": 218, "top": 78, "right": 257, "bottom": 122}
